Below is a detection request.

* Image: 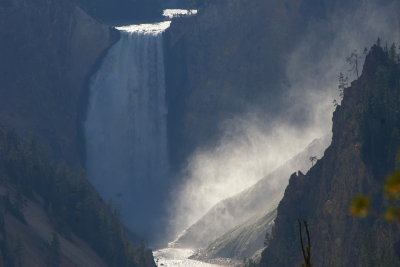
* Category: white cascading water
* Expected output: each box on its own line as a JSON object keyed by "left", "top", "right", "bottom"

{"left": 84, "top": 22, "right": 171, "bottom": 240}
{"left": 85, "top": 11, "right": 222, "bottom": 266}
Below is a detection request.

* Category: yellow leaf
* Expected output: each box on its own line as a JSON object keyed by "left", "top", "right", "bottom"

{"left": 384, "top": 170, "right": 400, "bottom": 198}
{"left": 350, "top": 195, "right": 370, "bottom": 218}
{"left": 385, "top": 206, "right": 400, "bottom": 222}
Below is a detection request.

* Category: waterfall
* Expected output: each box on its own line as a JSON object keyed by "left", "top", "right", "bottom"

{"left": 84, "top": 22, "right": 170, "bottom": 241}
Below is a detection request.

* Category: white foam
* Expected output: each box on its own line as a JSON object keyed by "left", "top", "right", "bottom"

{"left": 163, "top": 9, "right": 198, "bottom": 18}
{"left": 116, "top": 21, "right": 172, "bottom": 34}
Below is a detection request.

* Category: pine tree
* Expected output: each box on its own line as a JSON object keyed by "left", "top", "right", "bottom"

{"left": 346, "top": 50, "right": 360, "bottom": 78}
{"left": 338, "top": 72, "right": 348, "bottom": 100}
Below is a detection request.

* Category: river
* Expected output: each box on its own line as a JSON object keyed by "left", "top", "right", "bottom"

{"left": 153, "top": 248, "right": 230, "bottom": 267}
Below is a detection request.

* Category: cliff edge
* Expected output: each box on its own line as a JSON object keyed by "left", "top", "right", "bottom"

{"left": 260, "top": 45, "right": 400, "bottom": 266}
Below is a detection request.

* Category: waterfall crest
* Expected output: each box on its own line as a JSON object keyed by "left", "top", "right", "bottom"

{"left": 85, "top": 23, "right": 170, "bottom": 241}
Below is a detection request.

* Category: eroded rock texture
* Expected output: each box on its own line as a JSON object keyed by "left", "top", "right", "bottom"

{"left": 261, "top": 46, "right": 400, "bottom": 267}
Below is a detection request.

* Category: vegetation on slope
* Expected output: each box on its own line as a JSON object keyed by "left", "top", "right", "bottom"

{"left": 0, "top": 127, "right": 152, "bottom": 267}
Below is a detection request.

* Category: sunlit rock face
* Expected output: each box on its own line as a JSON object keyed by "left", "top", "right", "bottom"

{"left": 85, "top": 22, "right": 170, "bottom": 242}
{"left": 193, "top": 209, "right": 277, "bottom": 260}
{"left": 173, "top": 135, "right": 331, "bottom": 249}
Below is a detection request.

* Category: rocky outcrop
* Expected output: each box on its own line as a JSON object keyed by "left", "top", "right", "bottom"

{"left": 260, "top": 46, "right": 400, "bottom": 266}
{"left": 0, "top": 0, "right": 118, "bottom": 166}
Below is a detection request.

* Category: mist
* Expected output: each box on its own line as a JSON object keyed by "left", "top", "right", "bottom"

{"left": 285, "top": 0, "right": 400, "bottom": 123}
{"left": 166, "top": 0, "right": 400, "bottom": 241}
{"left": 168, "top": 116, "right": 328, "bottom": 238}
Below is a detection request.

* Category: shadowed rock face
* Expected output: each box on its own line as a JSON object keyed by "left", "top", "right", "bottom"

{"left": 77, "top": 0, "right": 163, "bottom": 25}
{"left": 163, "top": 0, "right": 309, "bottom": 172}
{"left": 0, "top": 0, "right": 117, "bottom": 166}
{"left": 260, "top": 46, "right": 400, "bottom": 267}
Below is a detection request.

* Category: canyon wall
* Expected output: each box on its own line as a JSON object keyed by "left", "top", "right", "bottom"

{"left": 0, "top": 0, "right": 118, "bottom": 166}
{"left": 261, "top": 46, "right": 400, "bottom": 266}
{"left": 164, "top": 0, "right": 308, "bottom": 171}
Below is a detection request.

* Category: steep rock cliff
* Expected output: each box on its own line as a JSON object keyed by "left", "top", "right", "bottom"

{"left": 0, "top": 0, "right": 118, "bottom": 165}
{"left": 260, "top": 46, "right": 400, "bottom": 266}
